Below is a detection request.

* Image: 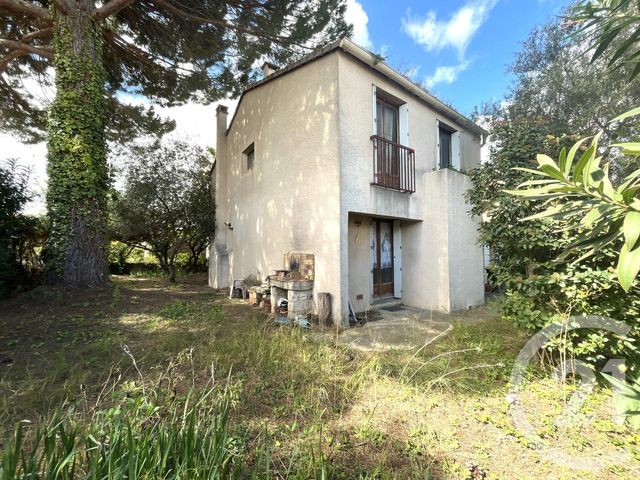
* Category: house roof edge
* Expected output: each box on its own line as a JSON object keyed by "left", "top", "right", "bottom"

{"left": 224, "top": 38, "right": 488, "bottom": 137}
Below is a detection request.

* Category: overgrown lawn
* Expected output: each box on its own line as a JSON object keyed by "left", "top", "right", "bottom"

{"left": 1, "top": 276, "right": 638, "bottom": 478}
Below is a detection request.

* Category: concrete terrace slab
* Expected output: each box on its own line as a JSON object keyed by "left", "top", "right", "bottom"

{"left": 326, "top": 305, "right": 491, "bottom": 352}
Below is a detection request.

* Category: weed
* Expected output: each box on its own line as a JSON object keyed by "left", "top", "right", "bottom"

{"left": 110, "top": 284, "right": 120, "bottom": 308}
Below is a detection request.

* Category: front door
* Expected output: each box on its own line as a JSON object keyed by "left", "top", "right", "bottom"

{"left": 372, "top": 219, "right": 394, "bottom": 296}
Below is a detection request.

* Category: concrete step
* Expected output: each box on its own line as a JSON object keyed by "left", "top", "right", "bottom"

{"left": 370, "top": 297, "right": 403, "bottom": 310}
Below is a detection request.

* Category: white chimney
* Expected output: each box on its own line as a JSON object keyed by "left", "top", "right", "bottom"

{"left": 261, "top": 61, "right": 278, "bottom": 78}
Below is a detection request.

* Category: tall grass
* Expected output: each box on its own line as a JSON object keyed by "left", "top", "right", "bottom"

{"left": 0, "top": 383, "right": 246, "bottom": 479}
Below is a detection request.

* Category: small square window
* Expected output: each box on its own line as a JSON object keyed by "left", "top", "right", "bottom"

{"left": 243, "top": 143, "right": 255, "bottom": 171}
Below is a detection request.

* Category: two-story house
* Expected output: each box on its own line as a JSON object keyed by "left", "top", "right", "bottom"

{"left": 209, "top": 38, "right": 488, "bottom": 324}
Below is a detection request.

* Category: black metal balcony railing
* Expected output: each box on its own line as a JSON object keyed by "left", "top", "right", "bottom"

{"left": 370, "top": 135, "right": 416, "bottom": 193}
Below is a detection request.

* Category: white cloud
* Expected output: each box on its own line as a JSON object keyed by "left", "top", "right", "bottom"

{"left": 403, "top": 1, "right": 497, "bottom": 88}
{"left": 345, "top": 0, "right": 372, "bottom": 49}
{"left": 403, "top": 0, "right": 497, "bottom": 58}
{"left": 424, "top": 61, "right": 471, "bottom": 89}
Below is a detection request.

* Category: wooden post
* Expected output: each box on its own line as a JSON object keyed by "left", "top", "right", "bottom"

{"left": 317, "top": 292, "right": 331, "bottom": 328}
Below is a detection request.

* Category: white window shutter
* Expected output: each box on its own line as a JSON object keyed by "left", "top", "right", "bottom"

{"left": 452, "top": 131, "right": 461, "bottom": 170}
{"left": 372, "top": 85, "right": 377, "bottom": 135}
{"left": 436, "top": 120, "right": 441, "bottom": 168}
{"left": 399, "top": 104, "right": 409, "bottom": 147}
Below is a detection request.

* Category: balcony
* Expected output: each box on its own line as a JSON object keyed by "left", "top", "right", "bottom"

{"left": 370, "top": 135, "right": 416, "bottom": 193}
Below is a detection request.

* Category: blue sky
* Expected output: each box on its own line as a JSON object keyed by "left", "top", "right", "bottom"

{"left": 347, "top": 0, "right": 567, "bottom": 114}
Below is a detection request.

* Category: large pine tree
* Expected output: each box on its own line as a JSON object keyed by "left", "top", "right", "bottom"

{"left": 0, "top": 0, "right": 350, "bottom": 286}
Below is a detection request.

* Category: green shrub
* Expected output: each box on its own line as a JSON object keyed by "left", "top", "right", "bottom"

{"left": 499, "top": 261, "right": 640, "bottom": 371}
{"left": 467, "top": 116, "right": 640, "bottom": 371}
{"left": 0, "top": 161, "right": 45, "bottom": 297}
{"left": 500, "top": 263, "right": 640, "bottom": 329}
{"left": 175, "top": 251, "right": 208, "bottom": 272}
{"left": 108, "top": 241, "right": 151, "bottom": 274}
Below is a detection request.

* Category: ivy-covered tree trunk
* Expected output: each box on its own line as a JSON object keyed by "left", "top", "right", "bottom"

{"left": 45, "top": 3, "right": 109, "bottom": 286}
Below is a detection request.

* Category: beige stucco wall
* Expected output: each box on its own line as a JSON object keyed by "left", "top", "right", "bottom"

{"left": 209, "top": 106, "right": 230, "bottom": 289}
{"left": 345, "top": 172, "right": 485, "bottom": 314}
{"left": 402, "top": 172, "right": 452, "bottom": 311}
{"left": 347, "top": 214, "right": 372, "bottom": 313}
{"left": 337, "top": 51, "right": 484, "bottom": 314}
{"left": 210, "top": 53, "right": 343, "bottom": 320}
{"left": 445, "top": 171, "right": 486, "bottom": 310}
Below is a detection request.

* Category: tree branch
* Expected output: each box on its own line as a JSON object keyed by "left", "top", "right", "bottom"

{"left": 21, "top": 26, "right": 53, "bottom": 43}
{"left": 0, "top": 50, "right": 27, "bottom": 74}
{"left": 152, "top": 0, "right": 314, "bottom": 50}
{"left": 104, "top": 29, "right": 199, "bottom": 74}
{"left": 0, "top": 39, "right": 54, "bottom": 60}
{"left": 0, "top": 0, "right": 50, "bottom": 22}
{"left": 93, "top": 0, "right": 137, "bottom": 21}
{"left": 0, "top": 28, "right": 53, "bottom": 74}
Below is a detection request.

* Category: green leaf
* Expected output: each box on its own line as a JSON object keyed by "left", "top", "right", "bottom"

{"left": 574, "top": 145, "right": 596, "bottom": 184}
{"left": 536, "top": 154, "right": 558, "bottom": 169}
{"left": 599, "top": 163, "right": 619, "bottom": 201}
{"left": 630, "top": 61, "right": 640, "bottom": 81}
{"left": 610, "top": 106, "right": 640, "bottom": 123}
{"left": 503, "top": 184, "right": 553, "bottom": 196}
{"left": 540, "top": 165, "right": 565, "bottom": 181}
{"left": 581, "top": 204, "right": 611, "bottom": 227}
{"left": 608, "top": 28, "right": 640, "bottom": 66}
{"left": 565, "top": 137, "right": 590, "bottom": 176}
{"left": 611, "top": 142, "right": 640, "bottom": 155}
{"left": 536, "top": 155, "right": 565, "bottom": 180}
{"left": 558, "top": 147, "right": 567, "bottom": 175}
{"left": 623, "top": 211, "right": 640, "bottom": 250}
{"left": 558, "top": 227, "right": 620, "bottom": 263}
{"left": 617, "top": 243, "right": 640, "bottom": 292}
{"left": 591, "top": 24, "right": 625, "bottom": 62}
{"left": 518, "top": 179, "right": 562, "bottom": 187}
{"left": 584, "top": 154, "right": 603, "bottom": 189}
{"left": 622, "top": 168, "right": 640, "bottom": 184}
{"left": 623, "top": 186, "right": 640, "bottom": 203}
{"left": 521, "top": 204, "right": 565, "bottom": 221}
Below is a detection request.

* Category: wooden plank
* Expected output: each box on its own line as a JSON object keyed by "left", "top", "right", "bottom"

{"left": 317, "top": 292, "right": 331, "bottom": 327}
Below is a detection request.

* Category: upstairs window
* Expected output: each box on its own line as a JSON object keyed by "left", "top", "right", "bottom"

{"left": 438, "top": 123, "right": 456, "bottom": 169}
{"left": 243, "top": 143, "right": 255, "bottom": 171}
{"left": 376, "top": 97, "right": 399, "bottom": 143}
{"left": 439, "top": 128, "right": 451, "bottom": 168}
{"left": 372, "top": 86, "right": 409, "bottom": 148}
{"left": 371, "top": 88, "right": 415, "bottom": 193}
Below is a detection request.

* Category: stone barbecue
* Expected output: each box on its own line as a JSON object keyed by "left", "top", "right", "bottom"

{"left": 268, "top": 253, "right": 314, "bottom": 318}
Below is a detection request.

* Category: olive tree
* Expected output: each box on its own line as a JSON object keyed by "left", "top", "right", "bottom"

{"left": 113, "top": 140, "right": 215, "bottom": 282}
